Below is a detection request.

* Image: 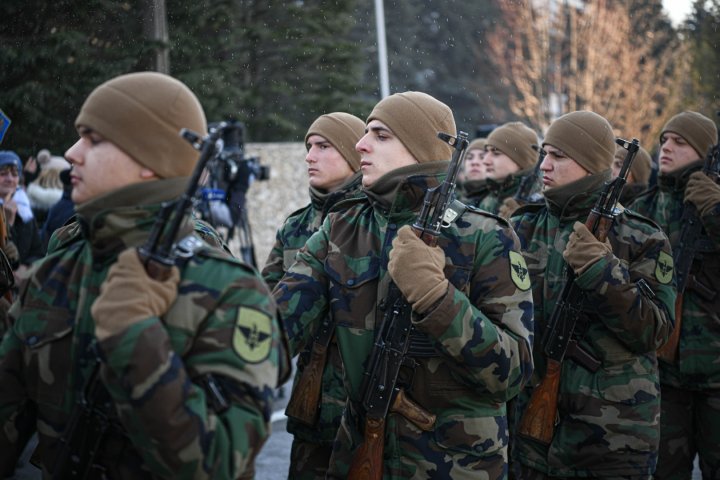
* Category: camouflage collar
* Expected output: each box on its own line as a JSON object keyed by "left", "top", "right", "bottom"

{"left": 544, "top": 171, "right": 610, "bottom": 219}
{"left": 486, "top": 170, "right": 526, "bottom": 195}
{"left": 658, "top": 159, "right": 705, "bottom": 193}
{"left": 364, "top": 161, "right": 447, "bottom": 215}
{"left": 461, "top": 178, "right": 488, "bottom": 197}
{"left": 309, "top": 171, "right": 363, "bottom": 211}
{"left": 75, "top": 178, "right": 191, "bottom": 257}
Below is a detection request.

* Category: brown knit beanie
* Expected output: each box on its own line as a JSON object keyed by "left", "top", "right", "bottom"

{"left": 543, "top": 111, "right": 615, "bottom": 174}
{"left": 487, "top": 122, "right": 538, "bottom": 170}
{"left": 367, "top": 91, "right": 456, "bottom": 163}
{"left": 661, "top": 111, "right": 718, "bottom": 159}
{"left": 75, "top": 71, "right": 207, "bottom": 178}
{"left": 614, "top": 144, "right": 652, "bottom": 185}
{"left": 305, "top": 112, "right": 365, "bottom": 172}
{"left": 467, "top": 138, "right": 487, "bottom": 153}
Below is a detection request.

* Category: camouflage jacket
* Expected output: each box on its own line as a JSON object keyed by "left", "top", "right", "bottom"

{"left": 476, "top": 171, "right": 528, "bottom": 215}
{"left": 0, "top": 179, "right": 289, "bottom": 480}
{"left": 261, "top": 172, "right": 363, "bottom": 444}
{"left": 630, "top": 160, "right": 720, "bottom": 388}
{"left": 275, "top": 162, "right": 534, "bottom": 479}
{"left": 458, "top": 178, "right": 489, "bottom": 208}
{"left": 510, "top": 173, "right": 675, "bottom": 477}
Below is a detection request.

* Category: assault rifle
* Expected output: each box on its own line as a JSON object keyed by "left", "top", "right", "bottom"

{"left": 514, "top": 145, "right": 545, "bottom": 204}
{"left": 51, "top": 124, "right": 228, "bottom": 478}
{"left": 657, "top": 140, "right": 720, "bottom": 363}
{"left": 517, "top": 137, "right": 640, "bottom": 445}
{"left": 347, "top": 131, "right": 469, "bottom": 480}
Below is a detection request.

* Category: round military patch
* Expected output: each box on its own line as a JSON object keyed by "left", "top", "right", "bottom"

{"left": 655, "top": 251, "right": 674, "bottom": 285}
{"left": 233, "top": 307, "right": 273, "bottom": 363}
{"left": 509, "top": 251, "right": 531, "bottom": 291}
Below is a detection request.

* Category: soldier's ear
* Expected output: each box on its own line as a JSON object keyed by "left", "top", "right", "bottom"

{"left": 139, "top": 168, "right": 159, "bottom": 180}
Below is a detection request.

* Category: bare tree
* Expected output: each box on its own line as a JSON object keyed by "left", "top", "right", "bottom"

{"left": 486, "top": 0, "right": 686, "bottom": 148}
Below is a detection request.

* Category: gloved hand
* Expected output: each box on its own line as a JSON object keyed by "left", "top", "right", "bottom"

{"left": 685, "top": 171, "right": 720, "bottom": 217}
{"left": 388, "top": 225, "right": 448, "bottom": 314}
{"left": 91, "top": 248, "right": 180, "bottom": 340}
{"left": 2, "top": 241, "right": 19, "bottom": 266}
{"left": 498, "top": 197, "right": 522, "bottom": 219}
{"left": 562, "top": 221, "right": 612, "bottom": 275}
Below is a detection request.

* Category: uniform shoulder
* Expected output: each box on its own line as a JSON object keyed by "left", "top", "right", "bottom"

{"left": 629, "top": 184, "right": 659, "bottom": 204}
{"left": 462, "top": 203, "right": 512, "bottom": 228}
{"left": 620, "top": 206, "right": 665, "bottom": 233}
{"left": 283, "top": 203, "right": 313, "bottom": 222}
{"left": 46, "top": 220, "right": 83, "bottom": 254}
{"left": 329, "top": 195, "right": 367, "bottom": 214}
{"left": 510, "top": 202, "right": 544, "bottom": 218}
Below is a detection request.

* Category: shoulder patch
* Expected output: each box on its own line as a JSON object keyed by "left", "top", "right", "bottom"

{"left": 655, "top": 251, "right": 674, "bottom": 285}
{"left": 509, "top": 251, "right": 531, "bottom": 291}
{"left": 233, "top": 307, "right": 273, "bottom": 363}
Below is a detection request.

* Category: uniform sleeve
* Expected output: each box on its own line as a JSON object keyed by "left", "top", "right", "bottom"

{"left": 260, "top": 229, "right": 286, "bottom": 291}
{"left": 700, "top": 203, "right": 720, "bottom": 246}
{"left": 272, "top": 224, "right": 331, "bottom": 357}
{"left": 97, "top": 266, "right": 287, "bottom": 479}
{"left": 413, "top": 222, "right": 535, "bottom": 403}
{"left": 573, "top": 221, "right": 675, "bottom": 352}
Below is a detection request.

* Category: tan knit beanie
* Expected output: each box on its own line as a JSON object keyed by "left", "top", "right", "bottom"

{"left": 367, "top": 91, "right": 456, "bottom": 163}
{"left": 305, "top": 112, "right": 365, "bottom": 172}
{"left": 75, "top": 71, "right": 207, "bottom": 178}
{"left": 467, "top": 138, "right": 487, "bottom": 153}
{"left": 661, "top": 111, "right": 718, "bottom": 159}
{"left": 487, "top": 122, "right": 538, "bottom": 170}
{"left": 543, "top": 111, "right": 615, "bottom": 174}
{"left": 614, "top": 144, "right": 652, "bottom": 185}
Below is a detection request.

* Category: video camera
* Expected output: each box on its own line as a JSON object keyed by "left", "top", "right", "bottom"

{"left": 214, "top": 119, "right": 269, "bottom": 190}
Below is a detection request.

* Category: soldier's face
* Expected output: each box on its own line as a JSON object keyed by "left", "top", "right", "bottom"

{"left": 540, "top": 145, "right": 590, "bottom": 189}
{"left": 305, "top": 135, "right": 355, "bottom": 192}
{"left": 658, "top": 132, "right": 700, "bottom": 174}
{"left": 65, "top": 127, "right": 156, "bottom": 204}
{"left": 463, "top": 149, "right": 486, "bottom": 181}
{"left": 356, "top": 120, "right": 417, "bottom": 188}
{"left": 483, "top": 146, "right": 520, "bottom": 180}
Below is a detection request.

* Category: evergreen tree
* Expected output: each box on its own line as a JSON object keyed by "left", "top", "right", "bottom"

{"left": 685, "top": 0, "right": 720, "bottom": 120}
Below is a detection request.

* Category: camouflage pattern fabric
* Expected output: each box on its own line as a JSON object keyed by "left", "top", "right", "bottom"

{"left": 0, "top": 179, "right": 290, "bottom": 479}
{"left": 510, "top": 172, "right": 675, "bottom": 478}
{"left": 458, "top": 178, "right": 490, "bottom": 208}
{"left": 275, "top": 161, "right": 534, "bottom": 479}
{"left": 261, "top": 173, "right": 363, "bottom": 480}
{"left": 476, "top": 173, "right": 525, "bottom": 214}
{"left": 629, "top": 160, "right": 720, "bottom": 478}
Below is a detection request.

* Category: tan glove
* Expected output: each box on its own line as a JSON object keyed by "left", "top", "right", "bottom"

{"left": 498, "top": 197, "right": 522, "bottom": 219}
{"left": 2, "top": 241, "right": 19, "bottom": 266}
{"left": 562, "top": 221, "right": 612, "bottom": 275}
{"left": 388, "top": 225, "right": 448, "bottom": 314}
{"left": 685, "top": 171, "right": 720, "bottom": 217}
{"left": 91, "top": 248, "right": 180, "bottom": 340}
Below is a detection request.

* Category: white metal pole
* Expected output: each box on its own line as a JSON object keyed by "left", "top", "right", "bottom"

{"left": 374, "top": 0, "right": 390, "bottom": 98}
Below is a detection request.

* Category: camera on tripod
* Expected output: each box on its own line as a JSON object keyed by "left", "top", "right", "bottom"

{"left": 216, "top": 119, "right": 270, "bottom": 189}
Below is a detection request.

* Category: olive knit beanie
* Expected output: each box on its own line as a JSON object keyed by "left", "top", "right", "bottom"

{"left": 614, "top": 144, "right": 652, "bottom": 185}
{"left": 661, "top": 111, "right": 718, "bottom": 159}
{"left": 367, "top": 91, "right": 456, "bottom": 163}
{"left": 467, "top": 138, "right": 487, "bottom": 153}
{"left": 75, "top": 71, "right": 207, "bottom": 178}
{"left": 487, "top": 122, "right": 539, "bottom": 170}
{"left": 305, "top": 112, "right": 365, "bottom": 172}
{"left": 543, "top": 111, "right": 615, "bottom": 174}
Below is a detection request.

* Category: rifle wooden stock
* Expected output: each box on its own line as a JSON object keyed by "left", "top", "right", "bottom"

{"left": 517, "top": 359, "right": 561, "bottom": 444}
{"left": 391, "top": 389, "right": 436, "bottom": 431}
{"left": 657, "top": 294, "right": 683, "bottom": 363}
{"left": 348, "top": 417, "right": 385, "bottom": 480}
{"left": 584, "top": 212, "right": 612, "bottom": 243}
{"left": 285, "top": 342, "right": 327, "bottom": 425}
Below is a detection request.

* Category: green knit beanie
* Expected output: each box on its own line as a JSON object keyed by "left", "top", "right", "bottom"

{"left": 367, "top": 91, "right": 456, "bottom": 163}
{"left": 614, "top": 144, "right": 652, "bottom": 185}
{"left": 76, "top": 72, "right": 207, "bottom": 178}
{"left": 486, "top": 122, "right": 538, "bottom": 170}
{"left": 543, "top": 111, "right": 615, "bottom": 174}
{"left": 661, "top": 111, "right": 718, "bottom": 159}
{"left": 305, "top": 112, "right": 365, "bottom": 172}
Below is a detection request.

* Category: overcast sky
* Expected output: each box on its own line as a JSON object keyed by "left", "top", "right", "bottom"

{"left": 662, "top": 0, "right": 694, "bottom": 25}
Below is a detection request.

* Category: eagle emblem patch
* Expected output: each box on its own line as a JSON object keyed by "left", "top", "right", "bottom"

{"left": 509, "top": 251, "right": 531, "bottom": 291}
{"left": 233, "top": 307, "right": 272, "bottom": 363}
{"left": 655, "top": 251, "right": 674, "bottom": 285}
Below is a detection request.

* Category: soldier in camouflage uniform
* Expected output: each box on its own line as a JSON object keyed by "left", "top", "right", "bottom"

{"left": 612, "top": 144, "right": 652, "bottom": 205}
{"left": 458, "top": 137, "right": 489, "bottom": 207}
{"left": 629, "top": 111, "right": 720, "bottom": 479}
{"left": 510, "top": 111, "right": 675, "bottom": 479}
{"left": 275, "top": 91, "right": 534, "bottom": 479}
{"left": 0, "top": 72, "right": 289, "bottom": 479}
{"left": 477, "top": 122, "right": 540, "bottom": 217}
{"left": 261, "top": 112, "right": 365, "bottom": 479}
